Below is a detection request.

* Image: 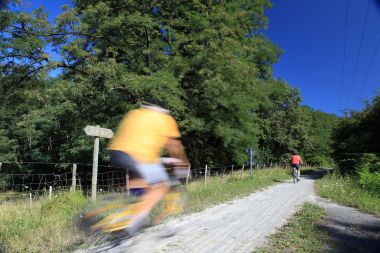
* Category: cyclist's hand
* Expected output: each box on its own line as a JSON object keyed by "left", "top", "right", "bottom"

{"left": 161, "top": 157, "right": 189, "bottom": 168}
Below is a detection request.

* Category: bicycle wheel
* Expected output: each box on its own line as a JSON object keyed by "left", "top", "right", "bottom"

{"left": 292, "top": 168, "right": 297, "bottom": 184}
{"left": 151, "top": 184, "right": 188, "bottom": 224}
{"left": 153, "top": 185, "right": 188, "bottom": 238}
{"left": 78, "top": 193, "right": 138, "bottom": 234}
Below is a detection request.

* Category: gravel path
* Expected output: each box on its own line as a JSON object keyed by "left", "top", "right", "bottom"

{"left": 84, "top": 175, "right": 317, "bottom": 253}
{"left": 316, "top": 198, "right": 380, "bottom": 253}
{"left": 76, "top": 172, "right": 380, "bottom": 253}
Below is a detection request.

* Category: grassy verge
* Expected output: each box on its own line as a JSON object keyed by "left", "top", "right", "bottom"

{"left": 316, "top": 174, "right": 380, "bottom": 217}
{"left": 255, "top": 203, "right": 329, "bottom": 253}
{"left": 0, "top": 167, "right": 293, "bottom": 252}
{"left": 0, "top": 191, "right": 86, "bottom": 253}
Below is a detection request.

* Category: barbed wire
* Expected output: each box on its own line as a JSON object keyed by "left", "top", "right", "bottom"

{"left": 0, "top": 160, "right": 321, "bottom": 202}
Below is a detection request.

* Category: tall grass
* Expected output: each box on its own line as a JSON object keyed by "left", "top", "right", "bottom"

{"left": 316, "top": 174, "right": 380, "bottom": 217}
{"left": 0, "top": 191, "right": 86, "bottom": 253}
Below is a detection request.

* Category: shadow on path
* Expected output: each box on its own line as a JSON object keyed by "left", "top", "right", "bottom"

{"left": 316, "top": 199, "right": 380, "bottom": 253}
{"left": 272, "top": 168, "right": 329, "bottom": 183}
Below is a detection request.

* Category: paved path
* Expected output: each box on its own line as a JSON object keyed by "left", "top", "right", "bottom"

{"left": 84, "top": 175, "right": 317, "bottom": 253}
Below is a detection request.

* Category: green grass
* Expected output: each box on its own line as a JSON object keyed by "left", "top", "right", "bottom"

{"left": 316, "top": 173, "right": 380, "bottom": 217}
{"left": 0, "top": 191, "right": 86, "bottom": 253}
{"left": 0, "top": 167, "right": 294, "bottom": 252}
{"left": 255, "top": 203, "right": 329, "bottom": 253}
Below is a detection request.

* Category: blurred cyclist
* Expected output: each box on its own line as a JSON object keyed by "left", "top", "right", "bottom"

{"left": 108, "top": 99, "right": 189, "bottom": 235}
{"left": 290, "top": 151, "right": 303, "bottom": 181}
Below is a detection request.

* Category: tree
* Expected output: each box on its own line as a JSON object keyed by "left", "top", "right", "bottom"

{"left": 332, "top": 94, "right": 380, "bottom": 174}
{"left": 0, "top": 0, "right": 337, "bottom": 174}
{"left": 301, "top": 106, "right": 338, "bottom": 166}
{"left": 254, "top": 79, "right": 308, "bottom": 165}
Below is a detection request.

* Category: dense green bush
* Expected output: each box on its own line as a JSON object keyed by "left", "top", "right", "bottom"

{"left": 356, "top": 153, "right": 380, "bottom": 194}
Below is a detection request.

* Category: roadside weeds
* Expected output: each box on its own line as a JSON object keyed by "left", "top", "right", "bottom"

{"left": 255, "top": 203, "right": 330, "bottom": 253}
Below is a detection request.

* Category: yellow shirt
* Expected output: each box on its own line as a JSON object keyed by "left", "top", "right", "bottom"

{"left": 109, "top": 108, "right": 181, "bottom": 163}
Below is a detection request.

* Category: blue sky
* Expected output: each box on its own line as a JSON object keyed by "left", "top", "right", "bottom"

{"left": 27, "top": 0, "right": 380, "bottom": 116}
{"left": 265, "top": 0, "right": 380, "bottom": 115}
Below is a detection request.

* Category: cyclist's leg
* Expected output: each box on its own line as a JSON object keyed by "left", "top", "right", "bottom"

{"left": 295, "top": 164, "right": 300, "bottom": 180}
{"left": 126, "top": 163, "right": 170, "bottom": 235}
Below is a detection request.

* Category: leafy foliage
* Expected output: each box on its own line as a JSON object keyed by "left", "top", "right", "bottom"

{"left": 332, "top": 94, "right": 380, "bottom": 175}
{"left": 0, "top": 0, "right": 338, "bottom": 174}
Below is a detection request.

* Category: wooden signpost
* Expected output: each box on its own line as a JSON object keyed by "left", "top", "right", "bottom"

{"left": 84, "top": 125, "right": 114, "bottom": 201}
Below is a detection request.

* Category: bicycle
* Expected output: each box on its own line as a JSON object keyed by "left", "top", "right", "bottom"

{"left": 78, "top": 159, "right": 189, "bottom": 249}
{"left": 292, "top": 165, "right": 299, "bottom": 184}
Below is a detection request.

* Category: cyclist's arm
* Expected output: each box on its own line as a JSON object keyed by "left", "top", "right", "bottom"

{"left": 165, "top": 138, "right": 189, "bottom": 166}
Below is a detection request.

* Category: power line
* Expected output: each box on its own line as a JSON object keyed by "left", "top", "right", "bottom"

{"left": 356, "top": 33, "right": 380, "bottom": 101}
{"left": 339, "top": 0, "right": 349, "bottom": 111}
{"left": 345, "top": 0, "right": 371, "bottom": 109}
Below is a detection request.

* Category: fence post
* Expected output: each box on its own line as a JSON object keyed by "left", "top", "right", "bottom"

{"left": 249, "top": 148, "right": 253, "bottom": 177}
{"left": 240, "top": 164, "right": 245, "bottom": 178}
{"left": 125, "top": 170, "right": 130, "bottom": 197}
{"left": 29, "top": 193, "right": 32, "bottom": 209}
{"left": 204, "top": 165, "right": 208, "bottom": 184}
{"left": 71, "top": 163, "right": 77, "bottom": 192}
{"left": 49, "top": 186, "right": 52, "bottom": 199}
{"left": 231, "top": 165, "right": 234, "bottom": 174}
{"left": 186, "top": 165, "right": 191, "bottom": 185}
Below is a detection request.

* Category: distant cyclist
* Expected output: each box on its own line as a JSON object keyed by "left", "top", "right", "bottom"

{"left": 290, "top": 151, "right": 302, "bottom": 181}
{"left": 108, "top": 99, "right": 189, "bottom": 235}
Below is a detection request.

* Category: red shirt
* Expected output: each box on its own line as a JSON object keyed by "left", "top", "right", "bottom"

{"left": 291, "top": 155, "right": 302, "bottom": 164}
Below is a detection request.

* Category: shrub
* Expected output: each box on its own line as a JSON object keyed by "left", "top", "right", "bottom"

{"left": 356, "top": 153, "right": 380, "bottom": 194}
{"left": 358, "top": 171, "right": 380, "bottom": 194}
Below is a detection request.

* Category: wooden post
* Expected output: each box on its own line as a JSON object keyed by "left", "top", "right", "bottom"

{"left": 204, "top": 165, "right": 208, "bottom": 184}
{"left": 91, "top": 136, "right": 99, "bottom": 201}
{"left": 71, "top": 163, "right": 77, "bottom": 191}
{"left": 49, "top": 186, "right": 52, "bottom": 199}
{"left": 29, "top": 193, "right": 32, "bottom": 208}
{"left": 231, "top": 165, "right": 234, "bottom": 174}
{"left": 186, "top": 165, "right": 191, "bottom": 185}
{"left": 84, "top": 125, "right": 114, "bottom": 202}
{"left": 240, "top": 164, "right": 245, "bottom": 179}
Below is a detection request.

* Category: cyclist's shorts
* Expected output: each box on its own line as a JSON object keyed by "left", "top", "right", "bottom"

{"left": 291, "top": 163, "right": 300, "bottom": 170}
{"left": 110, "top": 150, "right": 169, "bottom": 185}
{"left": 137, "top": 163, "right": 169, "bottom": 184}
{"left": 111, "top": 150, "right": 139, "bottom": 174}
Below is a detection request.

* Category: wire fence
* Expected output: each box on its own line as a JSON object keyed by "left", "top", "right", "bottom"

{"left": 0, "top": 161, "right": 321, "bottom": 203}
